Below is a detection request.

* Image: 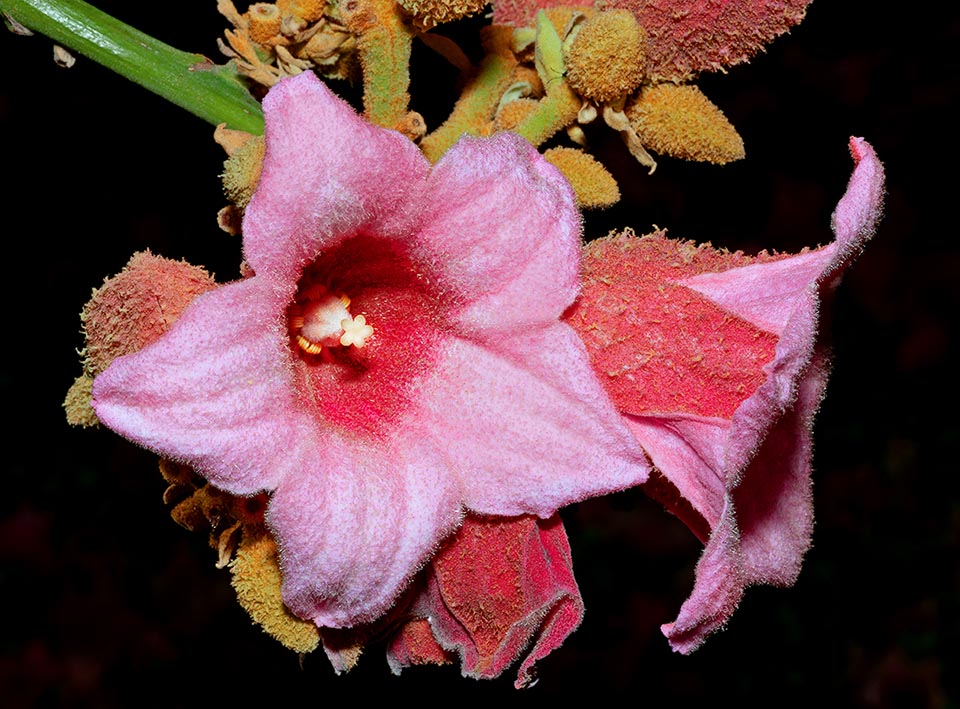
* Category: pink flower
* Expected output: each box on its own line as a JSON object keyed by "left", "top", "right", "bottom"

{"left": 385, "top": 514, "right": 583, "bottom": 689}
{"left": 91, "top": 72, "right": 648, "bottom": 629}
{"left": 567, "top": 138, "right": 884, "bottom": 652}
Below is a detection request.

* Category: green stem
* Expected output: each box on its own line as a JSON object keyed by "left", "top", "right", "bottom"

{"left": 1, "top": 0, "right": 264, "bottom": 133}
{"left": 514, "top": 81, "right": 580, "bottom": 147}
{"left": 420, "top": 53, "right": 516, "bottom": 163}
{"left": 343, "top": 0, "right": 413, "bottom": 130}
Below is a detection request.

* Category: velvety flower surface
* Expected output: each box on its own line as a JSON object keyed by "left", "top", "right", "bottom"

{"left": 567, "top": 138, "right": 884, "bottom": 652}
{"left": 493, "top": 0, "right": 812, "bottom": 82}
{"left": 386, "top": 514, "right": 583, "bottom": 688}
{"left": 92, "top": 72, "right": 648, "bottom": 629}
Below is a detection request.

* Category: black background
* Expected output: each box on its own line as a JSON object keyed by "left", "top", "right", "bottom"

{"left": 1, "top": 1, "right": 956, "bottom": 705}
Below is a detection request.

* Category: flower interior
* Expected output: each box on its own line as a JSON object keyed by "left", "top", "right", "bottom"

{"left": 285, "top": 235, "right": 444, "bottom": 436}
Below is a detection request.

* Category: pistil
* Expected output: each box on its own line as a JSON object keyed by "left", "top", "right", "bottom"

{"left": 289, "top": 285, "right": 374, "bottom": 354}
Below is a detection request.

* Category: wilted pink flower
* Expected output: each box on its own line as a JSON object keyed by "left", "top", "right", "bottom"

{"left": 386, "top": 514, "right": 583, "bottom": 688}
{"left": 567, "top": 138, "right": 884, "bottom": 652}
{"left": 92, "top": 72, "right": 648, "bottom": 629}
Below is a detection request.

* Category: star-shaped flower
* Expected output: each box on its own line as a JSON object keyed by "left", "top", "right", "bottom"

{"left": 92, "top": 72, "right": 648, "bottom": 629}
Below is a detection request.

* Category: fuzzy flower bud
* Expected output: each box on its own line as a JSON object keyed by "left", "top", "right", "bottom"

{"left": 626, "top": 83, "right": 745, "bottom": 164}
{"left": 565, "top": 9, "right": 646, "bottom": 104}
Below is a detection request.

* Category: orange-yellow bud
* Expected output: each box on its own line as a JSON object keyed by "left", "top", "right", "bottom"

{"left": 626, "top": 83, "right": 745, "bottom": 164}
{"left": 565, "top": 10, "right": 645, "bottom": 104}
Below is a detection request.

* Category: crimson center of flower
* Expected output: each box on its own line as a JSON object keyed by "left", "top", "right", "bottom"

{"left": 288, "top": 284, "right": 374, "bottom": 355}
{"left": 284, "top": 235, "right": 443, "bottom": 435}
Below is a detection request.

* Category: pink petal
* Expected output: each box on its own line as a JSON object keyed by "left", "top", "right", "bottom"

{"left": 663, "top": 139, "right": 883, "bottom": 651}
{"left": 412, "top": 133, "right": 582, "bottom": 335}
{"left": 93, "top": 71, "right": 653, "bottom": 631}
{"left": 92, "top": 277, "right": 311, "bottom": 495}
{"left": 268, "top": 429, "right": 463, "bottom": 628}
{"left": 622, "top": 414, "right": 729, "bottom": 530}
{"left": 243, "top": 73, "right": 430, "bottom": 281}
{"left": 569, "top": 138, "right": 884, "bottom": 652}
{"left": 387, "top": 515, "right": 583, "bottom": 688}
{"left": 418, "top": 324, "right": 649, "bottom": 518}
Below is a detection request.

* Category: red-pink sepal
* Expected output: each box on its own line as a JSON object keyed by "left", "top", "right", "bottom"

{"left": 386, "top": 514, "right": 583, "bottom": 688}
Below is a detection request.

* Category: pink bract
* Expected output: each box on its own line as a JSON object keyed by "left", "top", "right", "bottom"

{"left": 567, "top": 138, "right": 884, "bottom": 652}
{"left": 91, "top": 72, "right": 648, "bottom": 629}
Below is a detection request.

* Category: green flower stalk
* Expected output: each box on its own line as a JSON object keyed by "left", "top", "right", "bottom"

{"left": 0, "top": 0, "right": 264, "bottom": 132}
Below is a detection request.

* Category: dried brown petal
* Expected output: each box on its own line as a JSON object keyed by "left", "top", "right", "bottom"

{"left": 63, "top": 374, "right": 98, "bottom": 427}
{"left": 230, "top": 529, "right": 321, "bottom": 653}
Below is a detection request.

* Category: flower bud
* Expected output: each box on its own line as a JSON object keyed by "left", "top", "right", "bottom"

{"left": 565, "top": 10, "right": 646, "bottom": 104}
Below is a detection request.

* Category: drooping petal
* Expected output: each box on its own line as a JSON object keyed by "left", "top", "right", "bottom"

{"left": 387, "top": 514, "right": 583, "bottom": 689}
{"left": 92, "top": 277, "right": 312, "bottom": 495}
{"left": 417, "top": 324, "right": 649, "bottom": 518}
{"left": 662, "top": 350, "right": 828, "bottom": 652}
{"left": 243, "top": 73, "right": 431, "bottom": 280}
{"left": 568, "top": 138, "right": 884, "bottom": 652}
{"left": 412, "top": 132, "right": 582, "bottom": 336}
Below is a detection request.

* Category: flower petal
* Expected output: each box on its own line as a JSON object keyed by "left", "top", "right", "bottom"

{"left": 268, "top": 427, "right": 463, "bottom": 628}
{"left": 92, "top": 277, "right": 312, "bottom": 495}
{"left": 569, "top": 138, "right": 884, "bottom": 652}
{"left": 412, "top": 132, "right": 582, "bottom": 335}
{"left": 243, "top": 73, "right": 431, "bottom": 280}
{"left": 419, "top": 324, "right": 649, "bottom": 517}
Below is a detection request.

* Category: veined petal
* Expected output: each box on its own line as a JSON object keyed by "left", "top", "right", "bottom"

{"left": 269, "top": 427, "right": 462, "bottom": 628}
{"left": 412, "top": 132, "right": 582, "bottom": 336}
{"left": 92, "top": 278, "right": 311, "bottom": 495}
{"left": 419, "top": 324, "right": 649, "bottom": 517}
{"left": 243, "top": 73, "right": 431, "bottom": 280}
{"left": 569, "top": 138, "right": 884, "bottom": 653}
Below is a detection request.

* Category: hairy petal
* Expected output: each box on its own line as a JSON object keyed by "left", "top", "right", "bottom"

{"left": 243, "top": 73, "right": 430, "bottom": 280}
{"left": 268, "top": 427, "right": 463, "bottom": 628}
{"left": 419, "top": 325, "right": 649, "bottom": 518}
{"left": 92, "top": 277, "right": 310, "bottom": 495}
{"left": 569, "top": 138, "right": 884, "bottom": 652}
{"left": 412, "top": 132, "right": 582, "bottom": 335}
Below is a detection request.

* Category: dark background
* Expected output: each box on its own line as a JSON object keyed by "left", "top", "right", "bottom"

{"left": 1, "top": 1, "right": 956, "bottom": 705}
